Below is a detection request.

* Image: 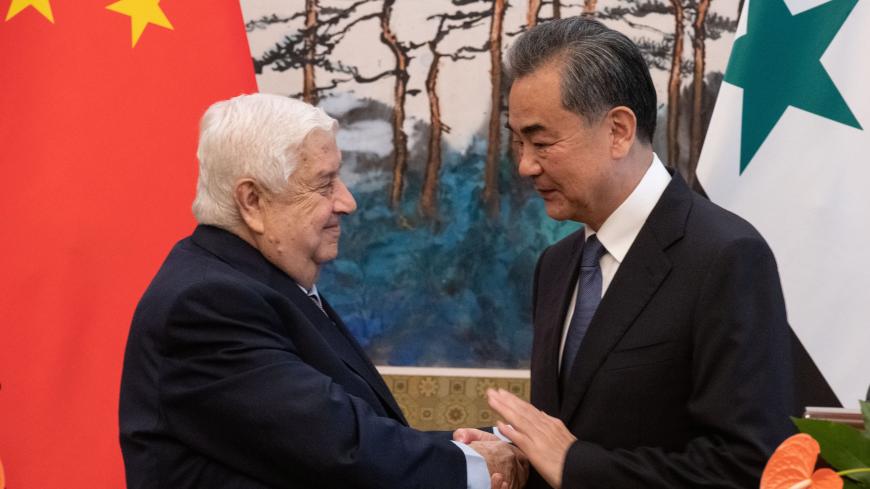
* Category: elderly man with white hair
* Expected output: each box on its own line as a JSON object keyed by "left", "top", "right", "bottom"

{"left": 119, "top": 93, "right": 527, "bottom": 489}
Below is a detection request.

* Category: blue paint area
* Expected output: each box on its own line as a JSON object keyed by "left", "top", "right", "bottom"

{"left": 319, "top": 135, "right": 578, "bottom": 368}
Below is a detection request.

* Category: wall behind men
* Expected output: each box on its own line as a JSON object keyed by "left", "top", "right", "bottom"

{"left": 241, "top": 0, "right": 741, "bottom": 369}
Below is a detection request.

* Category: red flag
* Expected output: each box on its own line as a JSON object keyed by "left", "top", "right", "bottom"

{"left": 0, "top": 1, "right": 257, "bottom": 487}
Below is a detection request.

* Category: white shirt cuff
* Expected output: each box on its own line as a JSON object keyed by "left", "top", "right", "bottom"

{"left": 451, "top": 440, "right": 490, "bottom": 489}
{"left": 491, "top": 426, "right": 511, "bottom": 442}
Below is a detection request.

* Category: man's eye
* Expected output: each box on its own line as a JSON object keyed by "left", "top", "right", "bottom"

{"left": 532, "top": 141, "right": 552, "bottom": 149}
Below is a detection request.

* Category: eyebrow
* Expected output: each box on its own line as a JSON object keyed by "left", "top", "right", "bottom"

{"left": 504, "top": 120, "right": 546, "bottom": 137}
{"left": 316, "top": 169, "right": 339, "bottom": 181}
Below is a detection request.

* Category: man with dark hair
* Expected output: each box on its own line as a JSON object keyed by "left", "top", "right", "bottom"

{"left": 456, "top": 17, "right": 795, "bottom": 489}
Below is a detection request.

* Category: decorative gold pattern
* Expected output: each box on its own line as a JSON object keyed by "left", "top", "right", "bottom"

{"left": 382, "top": 374, "right": 531, "bottom": 430}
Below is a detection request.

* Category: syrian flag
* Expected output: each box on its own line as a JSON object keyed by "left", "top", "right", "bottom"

{"left": 0, "top": 1, "right": 257, "bottom": 487}
{"left": 697, "top": 0, "right": 869, "bottom": 406}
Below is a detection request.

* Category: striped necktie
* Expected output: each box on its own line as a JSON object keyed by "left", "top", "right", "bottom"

{"left": 308, "top": 289, "right": 326, "bottom": 315}
{"left": 299, "top": 285, "right": 329, "bottom": 317}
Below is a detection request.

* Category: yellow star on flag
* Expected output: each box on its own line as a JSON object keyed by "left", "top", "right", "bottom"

{"left": 106, "top": 0, "right": 174, "bottom": 47}
{"left": 5, "top": 0, "right": 54, "bottom": 22}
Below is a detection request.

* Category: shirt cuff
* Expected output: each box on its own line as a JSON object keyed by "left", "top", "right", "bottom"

{"left": 492, "top": 426, "right": 511, "bottom": 442}
{"left": 451, "top": 440, "right": 490, "bottom": 489}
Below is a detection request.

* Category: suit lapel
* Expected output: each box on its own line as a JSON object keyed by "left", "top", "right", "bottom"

{"left": 276, "top": 279, "right": 407, "bottom": 423}
{"left": 532, "top": 231, "right": 585, "bottom": 417}
{"left": 558, "top": 174, "right": 692, "bottom": 421}
{"left": 321, "top": 297, "right": 408, "bottom": 424}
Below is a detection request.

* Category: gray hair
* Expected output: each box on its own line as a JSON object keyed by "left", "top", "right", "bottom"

{"left": 192, "top": 93, "right": 337, "bottom": 227}
{"left": 507, "top": 17, "right": 657, "bottom": 143}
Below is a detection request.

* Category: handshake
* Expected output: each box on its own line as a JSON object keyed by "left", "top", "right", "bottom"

{"left": 451, "top": 388, "right": 578, "bottom": 489}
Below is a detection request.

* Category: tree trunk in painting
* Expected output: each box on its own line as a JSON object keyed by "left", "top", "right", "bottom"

{"left": 688, "top": 0, "right": 710, "bottom": 185}
{"left": 484, "top": 0, "right": 506, "bottom": 217}
{"left": 583, "top": 0, "right": 598, "bottom": 16}
{"left": 302, "top": 0, "right": 318, "bottom": 105}
{"left": 667, "top": 0, "right": 685, "bottom": 169}
{"left": 527, "top": 0, "right": 542, "bottom": 27}
{"left": 380, "top": 0, "right": 410, "bottom": 210}
{"left": 421, "top": 45, "right": 443, "bottom": 219}
{"left": 553, "top": 0, "right": 562, "bottom": 19}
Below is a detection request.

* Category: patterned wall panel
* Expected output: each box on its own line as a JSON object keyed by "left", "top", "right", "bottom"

{"left": 381, "top": 373, "right": 530, "bottom": 431}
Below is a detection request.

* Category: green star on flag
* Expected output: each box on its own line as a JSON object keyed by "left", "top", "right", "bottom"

{"left": 725, "top": 0, "right": 861, "bottom": 173}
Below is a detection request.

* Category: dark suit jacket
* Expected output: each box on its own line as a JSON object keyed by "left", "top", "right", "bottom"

{"left": 529, "top": 174, "right": 795, "bottom": 488}
{"left": 119, "top": 225, "right": 465, "bottom": 489}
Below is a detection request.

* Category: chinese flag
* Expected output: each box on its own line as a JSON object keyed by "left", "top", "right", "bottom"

{"left": 0, "top": 1, "right": 257, "bottom": 487}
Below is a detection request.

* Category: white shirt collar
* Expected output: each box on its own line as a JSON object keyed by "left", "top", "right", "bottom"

{"left": 297, "top": 283, "right": 320, "bottom": 298}
{"left": 584, "top": 153, "right": 671, "bottom": 263}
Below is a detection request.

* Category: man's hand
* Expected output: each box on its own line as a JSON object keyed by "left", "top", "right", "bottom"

{"left": 453, "top": 428, "right": 501, "bottom": 444}
{"left": 469, "top": 440, "right": 529, "bottom": 489}
{"left": 487, "top": 388, "right": 576, "bottom": 489}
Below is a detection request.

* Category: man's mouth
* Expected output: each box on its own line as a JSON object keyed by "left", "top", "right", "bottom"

{"left": 536, "top": 187, "right": 556, "bottom": 198}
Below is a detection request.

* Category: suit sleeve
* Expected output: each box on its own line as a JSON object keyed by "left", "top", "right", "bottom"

{"left": 560, "top": 237, "right": 796, "bottom": 489}
{"left": 159, "top": 280, "right": 466, "bottom": 489}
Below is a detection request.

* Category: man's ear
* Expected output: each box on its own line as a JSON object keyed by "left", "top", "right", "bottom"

{"left": 234, "top": 178, "right": 266, "bottom": 235}
{"left": 607, "top": 106, "right": 637, "bottom": 159}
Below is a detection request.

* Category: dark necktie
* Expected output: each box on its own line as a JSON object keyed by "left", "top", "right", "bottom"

{"left": 560, "top": 234, "right": 607, "bottom": 393}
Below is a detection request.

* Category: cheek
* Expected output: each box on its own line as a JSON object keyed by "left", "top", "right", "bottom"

{"left": 292, "top": 196, "right": 332, "bottom": 229}
{"left": 263, "top": 213, "right": 288, "bottom": 239}
{"left": 316, "top": 201, "right": 335, "bottom": 225}
{"left": 544, "top": 158, "right": 579, "bottom": 189}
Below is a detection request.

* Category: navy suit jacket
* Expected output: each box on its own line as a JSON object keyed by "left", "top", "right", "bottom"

{"left": 119, "top": 225, "right": 465, "bottom": 489}
{"left": 528, "top": 174, "right": 796, "bottom": 488}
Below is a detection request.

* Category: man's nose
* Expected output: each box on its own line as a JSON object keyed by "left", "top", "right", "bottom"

{"left": 517, "top": 146, "right": 542, "bottom": 178}
{"left": 334, "top": 178, "right": 357, "bottom": 215}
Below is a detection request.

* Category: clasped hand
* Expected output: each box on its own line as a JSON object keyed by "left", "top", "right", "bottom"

{"left": 453, "top": 389, "right": 576, "bottom": 489}
{"left": 466, "top": 439, "right": 529, "bottom": 489}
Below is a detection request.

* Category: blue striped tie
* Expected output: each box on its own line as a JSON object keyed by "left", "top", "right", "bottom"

{"left": 560, "top": 234, "right": 607, "bottom": 393}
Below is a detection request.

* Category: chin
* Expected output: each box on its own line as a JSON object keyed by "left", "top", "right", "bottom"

{"left": 315, "top": 247, "right": 340, "bottom": 264}
{"left": 543, "top": 204, "right": 572, "bottom": 222}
